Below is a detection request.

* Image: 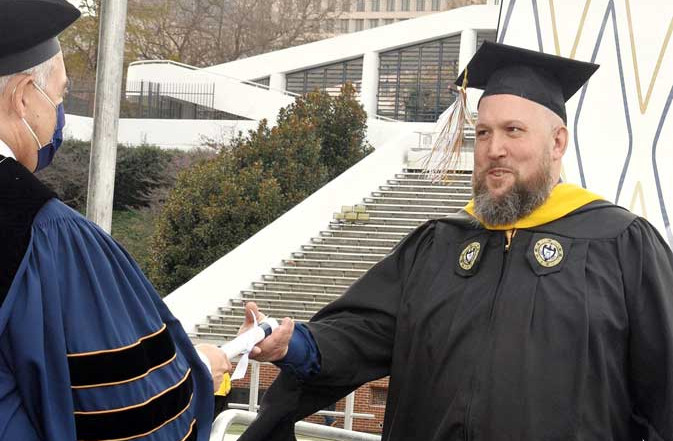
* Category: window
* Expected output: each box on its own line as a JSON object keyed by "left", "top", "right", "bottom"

{"left": 401, "top": 0, "right": 410, "bottom": 11}
{"left": 383, "top": 18, "right": 394, "bottom": 25}
{"left": 368, "top": 18, "right": 379, "bottom": 28}
{"left": 377, "top": 35, "right": 461, "bottom": 122}
{"left": 370, "top": 0, "right": 380, "bottom": 11}
{"left": 327, "top": 0, "right": 336, "bottom": 11}
{"left": 371, "top": 387, "right": 388, "bottom": 406}
{"left": 286, "top": 57, "right": 364, "bottom": 96}
{"left": 324, "top": 20, "right": 335, "bottom": 33}
{"left": 415, "top": 0, "right": 424, "bottom": 10}
{"left": 431, "top": 0, "right": 439, "bottom": 10}
{"left": 356, "top": 0, "right": 365, "bottom": 11}
{"left": 340, "top": 19, "right": 350, "bottom": 33}
{"left": 386, "top": 0, "right": 395, "bottom": 10}
{"left": 342, "top": 0, "right": 351, "bottom": 11}
{"left": 355, "top": 19, "right": 364, "bottom": 31}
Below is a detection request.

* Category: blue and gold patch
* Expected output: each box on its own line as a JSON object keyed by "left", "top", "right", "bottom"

{"left": 533, "top": 238, "right": 564, "bottom": 268}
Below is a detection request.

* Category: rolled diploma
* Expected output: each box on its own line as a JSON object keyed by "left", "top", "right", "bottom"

{"left": 220, "top": 317, "right": 279, "bottom": 359}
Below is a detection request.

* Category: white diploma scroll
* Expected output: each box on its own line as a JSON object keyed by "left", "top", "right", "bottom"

{"left": 220, "top": 314, "right": 279, "bottom": 380}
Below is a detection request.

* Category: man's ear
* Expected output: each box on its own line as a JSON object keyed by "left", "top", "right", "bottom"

{"left": 10, "top": 75, "right": 33, "bottom": 119}
{"left": 551, "top": 125, "right": 568, "bottom": 160}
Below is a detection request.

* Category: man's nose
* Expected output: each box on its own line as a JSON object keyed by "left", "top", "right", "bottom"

{"left": 486, "top": 132, "right": 507, "bottom": 159}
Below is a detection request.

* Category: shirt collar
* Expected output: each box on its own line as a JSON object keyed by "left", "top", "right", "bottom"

{"left": 0, "top": 139, "right": 16, "bottom": 159}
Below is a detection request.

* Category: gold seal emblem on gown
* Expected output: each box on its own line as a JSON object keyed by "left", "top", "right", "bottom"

{"left": 534, "top": 238, "right": 564, "bottom": 267}
{"left": 459, "top": 242, "right": 481, "bottom": 270}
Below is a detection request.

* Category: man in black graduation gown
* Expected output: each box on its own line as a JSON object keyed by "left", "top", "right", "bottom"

{"left": 238, "top": 42, "right": 673, "bottom": 441}
{"left": 0, "top": 1, "right": 231, "bottom": 440}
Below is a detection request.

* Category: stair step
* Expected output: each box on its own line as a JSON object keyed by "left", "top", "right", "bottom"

{"left": 371, "top": 190, "right": 471, "bottom": 200}
{"left": 380, "top": 184, "right": 471, "bottom": 193}
{"left": 320, "top": 230, "right": 407, "bottom": 240}
{"left": 241, "top": 290, "right": 341, "bottom": 303}
{"left": 272, "top": 266, "right": 366, "bottom": 278}
{"left": 364, "top": 203, "right": 462, "bottom": 213}
{"left": 282, "top": 258, "right": 375, "bottom": 270}
{"left": 220, "top": 305, "right": 316, "bottom": 320}
{"left": 301, "top": 243, "right": 392, "bottom": 254}
{"left": 292, "top": 250, "right": 386, "bottom": 261}
{"left": 261, "top": 273, "right": 358, "bottom": 285}
{"left": 310, "top": 236, "right": 399, "bottom": 248}
{"left": 367, "top": 210, "right": 456, "bottom": 220}
{"left": 251, "top": 281, "right": 347, "bottom": 294}
{"left": 395, "top": 172, "right": 472, "bottom": 181}
{"left": 387, "top": 179, "right": 471, "bottom": 187}
{"left": 363, "top": 197, "right": 464, "bottom": 207}
{"left": 229, "top": 298, "right": 329, "bottom": 311}
{"left": 328, "top": 223, "right": 416, "bottom": 234}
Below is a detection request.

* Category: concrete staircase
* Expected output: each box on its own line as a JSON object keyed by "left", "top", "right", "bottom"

{"left": 193, "top": 169, "right": 472, "bottom": 342}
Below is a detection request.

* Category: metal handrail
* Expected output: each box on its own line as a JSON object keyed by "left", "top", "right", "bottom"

{"left": 227, "top": 403, "right": 375, "bottom": 420}
{"left": 209, "top": 410, "right": 382, "bottom": 441}
{"left": 370, "top": 114, "right": 399, "bottom": 122}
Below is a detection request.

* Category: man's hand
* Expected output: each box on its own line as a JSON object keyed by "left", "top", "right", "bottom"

{"left": 195, "top": 343, "right": 232, "bottom": 392}
{"left": 238, "top": 302, "right": 294, "bottom": 362}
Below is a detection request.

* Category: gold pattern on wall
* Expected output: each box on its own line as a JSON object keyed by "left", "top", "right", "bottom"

{"left": 625, "top": 0, "right": 673, "bottom": 114}
{"left": 548, "top": 0, "right": 592, "bottom": 59}
{"left": 628, "top": 181, "right": 648, "bottom": 219}
{"left": 547, "top": 0, "right": 673, "bottom": 114}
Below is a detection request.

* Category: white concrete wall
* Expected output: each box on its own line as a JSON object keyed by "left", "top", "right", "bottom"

{"left": 498, "top": 0, "right": 673, "bottom": 244}
{"left": 64, "top": 114, "right": 414, "bottom": 151}
{"left": 64, "top": 115, "right": 258, "bottom": 150}
{"left": 164, "top": 120, "right": 434, "bottom": 333}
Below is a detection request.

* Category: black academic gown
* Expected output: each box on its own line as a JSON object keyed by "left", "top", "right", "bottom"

{"left": 241, "top": 200, "right": 673, "bottom": 441}
{"left": 0, "top": 156, "right": 214, "bottom": 441}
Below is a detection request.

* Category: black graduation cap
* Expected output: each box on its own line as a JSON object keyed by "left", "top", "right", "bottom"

{"left": 455, "top": 41, "right": 599, "bottom": 123}
{"left": 0, "top": 0, "right": 80, "bottom": 76}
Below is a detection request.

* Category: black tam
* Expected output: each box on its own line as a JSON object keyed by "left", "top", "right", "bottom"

{"left": 0, "top": 0, "right": 80, "bottom": 75}
{"left": 455, "top": 41, "right": 599, "bottom": 123}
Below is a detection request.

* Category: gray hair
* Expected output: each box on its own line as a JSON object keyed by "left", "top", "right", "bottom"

{"left": 0, "top": 54, "right": 58, "bottom": 95}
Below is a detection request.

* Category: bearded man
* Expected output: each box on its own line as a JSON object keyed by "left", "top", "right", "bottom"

{"left": 237, "top": 41, "right": 673, "bottom": 441}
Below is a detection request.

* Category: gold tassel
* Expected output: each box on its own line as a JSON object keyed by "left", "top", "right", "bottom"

{"left": 421, "top": 69, "right": 474, "bottom": 184}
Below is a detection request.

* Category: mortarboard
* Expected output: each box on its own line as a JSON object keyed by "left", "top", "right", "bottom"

{"left": 455, "top": 41, "right": 599, "bottom": 123}
{"left": 0, "top": 0, "right": 80, "bottom": 76}
{"left": 423, "top": 41, "right": 599, "bottom": 181}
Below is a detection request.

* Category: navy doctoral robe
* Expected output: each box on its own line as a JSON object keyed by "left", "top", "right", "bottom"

{"left": 0, "top": 156, "right": 213, "bottom": 441}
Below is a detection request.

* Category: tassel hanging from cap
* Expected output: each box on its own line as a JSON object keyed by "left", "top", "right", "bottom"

{"left": 421, "top": 68, "right": 474, "bottom": 183}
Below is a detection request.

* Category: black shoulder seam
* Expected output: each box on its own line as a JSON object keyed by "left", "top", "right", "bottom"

{"left": 0, "top": 156, "right": 56, "bottom": 306}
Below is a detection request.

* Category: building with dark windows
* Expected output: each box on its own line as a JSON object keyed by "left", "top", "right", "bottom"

{"left": 335, "top": 0, "right": 494, "bottom": 35}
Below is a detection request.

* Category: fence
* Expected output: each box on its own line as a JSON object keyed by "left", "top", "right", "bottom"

{"left": 64, "top": 79, "right": 245, "bottom": 120}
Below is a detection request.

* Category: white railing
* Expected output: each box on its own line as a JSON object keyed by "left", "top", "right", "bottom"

{"left": 227, "top": 362, "right": 375, "bottom": 430}
{"left": 209, "top": 410, "right": 381, "bottom": 441}
{"left": 128, "top": 59, "right": 300, "bottom": 98}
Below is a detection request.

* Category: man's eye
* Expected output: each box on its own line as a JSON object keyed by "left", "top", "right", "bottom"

{"left": 508, "top": 126, "right": 522, "bottom": 132}
{"left": 476, "top": 130, "right": 488, "bottom": 137}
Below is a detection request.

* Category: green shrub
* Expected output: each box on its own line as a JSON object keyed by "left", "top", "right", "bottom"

{"left": 36, "top": 139, "right": 213, "bottom": 212}
{"left": 149, "top": 84, "right": 372, "bottom": 294}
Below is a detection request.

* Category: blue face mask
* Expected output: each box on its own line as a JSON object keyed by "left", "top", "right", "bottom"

{"left": 21, "top": 82, "right": 66, "bottom": 172}
{"left": 35, "top": 102, "right": 66, "bottom": 172}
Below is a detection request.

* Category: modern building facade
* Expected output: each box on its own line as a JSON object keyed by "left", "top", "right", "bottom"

{"left": 334, "top": 0, "right": 492, "bottom": 35}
